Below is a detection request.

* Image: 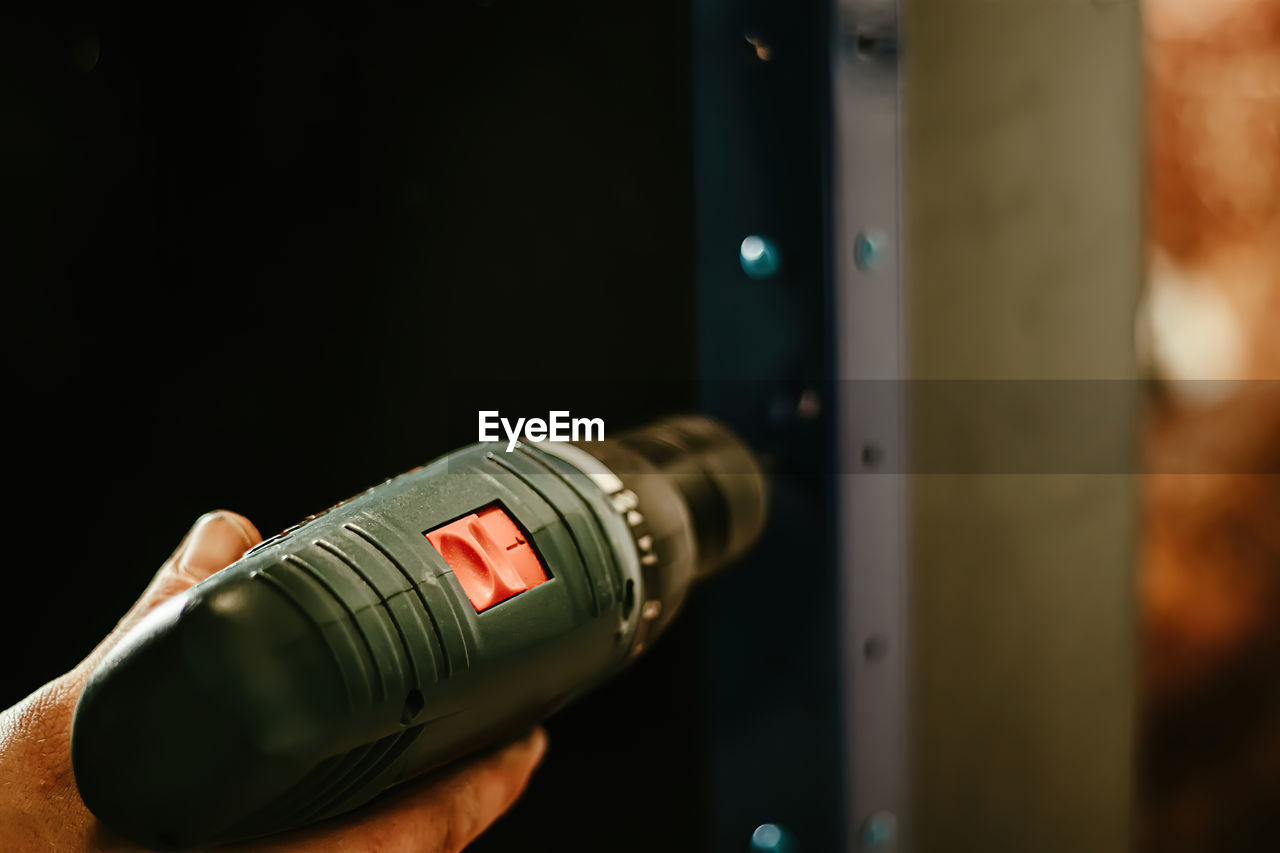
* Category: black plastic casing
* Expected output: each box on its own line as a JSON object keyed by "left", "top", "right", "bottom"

{"left": 72, "top": 443, "right": 642, "bottom": 849}
{"left": 72, "top": 416, "right": 767, "bottom": 850}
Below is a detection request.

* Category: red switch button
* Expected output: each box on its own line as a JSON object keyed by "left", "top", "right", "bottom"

{"left": 425, "top": 507, "right": 548, "bottom": 612}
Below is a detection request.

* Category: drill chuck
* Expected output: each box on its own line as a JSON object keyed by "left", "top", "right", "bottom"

{"left": 70, "top": 415, "right": 766, "bottom": 848}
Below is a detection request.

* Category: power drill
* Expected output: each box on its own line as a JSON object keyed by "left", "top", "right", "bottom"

{"left": 70, "top": 416, "right": 767, "bottom": 849}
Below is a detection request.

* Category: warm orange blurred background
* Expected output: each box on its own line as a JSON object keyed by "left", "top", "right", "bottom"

{"left": 1143, "top": 0, "right": 1280, "bottom": 849}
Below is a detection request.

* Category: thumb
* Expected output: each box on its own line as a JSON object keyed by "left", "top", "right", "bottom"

{"left": 172, "top": 511, "right": 262, "bottom": 585}
{"left": 48, "top": 512, "right": 262, "bottom": 753}
{"left": 109, "top": 511, "right": 262, "bottom": 651}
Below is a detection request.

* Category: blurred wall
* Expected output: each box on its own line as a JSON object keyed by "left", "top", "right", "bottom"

{"left": 905, "top": 2, "right": 1142, "bottom": 851}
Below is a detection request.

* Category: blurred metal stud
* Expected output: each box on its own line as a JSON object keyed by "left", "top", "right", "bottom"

{"left": 854, "top": 229, "right": 887, "bottom": 271}
{"left": 740, "top": 235, "right": 782, "bottom": 279}
{"left": 860, "top": 443, "right": 884, "bottom": 468}
{"left": 769, "top": 387, "right": 822, "bottom": 424}
{"left": 744, "top": 33, "right": 773, "bottom": 62}
{"left": 751, "top": 823, "right": 796, "bottom": 853}
{"left": 860, "top": 811, "right": 897, "bottom": 848}
{"left": 864, "top": 634, "right": 889, "bottom": 661}
{"left": 796, "top": 388, "right": 822, "bottom": 421}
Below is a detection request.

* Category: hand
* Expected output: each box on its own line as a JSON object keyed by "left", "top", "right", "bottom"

{"left": 0, "top": 511, "right": 547, "bottom": 852}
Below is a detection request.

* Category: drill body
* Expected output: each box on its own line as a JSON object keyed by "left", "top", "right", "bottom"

{"left": 71, "top": 419, "right": 765, "bottom": 849}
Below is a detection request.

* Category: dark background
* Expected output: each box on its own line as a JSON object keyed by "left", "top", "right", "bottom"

{"left": 10, "top": 4, "right": 1280, "bottom": 853}
{"left": 3, "top": 2, "right": 715, "bottom": 850}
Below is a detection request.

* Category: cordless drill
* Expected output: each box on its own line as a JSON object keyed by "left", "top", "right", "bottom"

{"left": 70, "top": 416, "right": 767, "bottom": 849}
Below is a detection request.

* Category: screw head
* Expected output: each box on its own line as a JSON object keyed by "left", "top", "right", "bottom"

{"left": 864, "top": 634, "right": 889, "bottom": 661}
{"left": 854, "top": 230, "right": 887, "bottom": 271}
{"left": 860, "top": 811, "right": 898, "bottom": 848}
{"left": 860, "top": 443, "right": 884, "bottom": 468}
{"left": 751, "top": 823, "right": 796, "bottom": 853}
{"left": 740, "top": 235, "right": 782, "bottom": 279}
